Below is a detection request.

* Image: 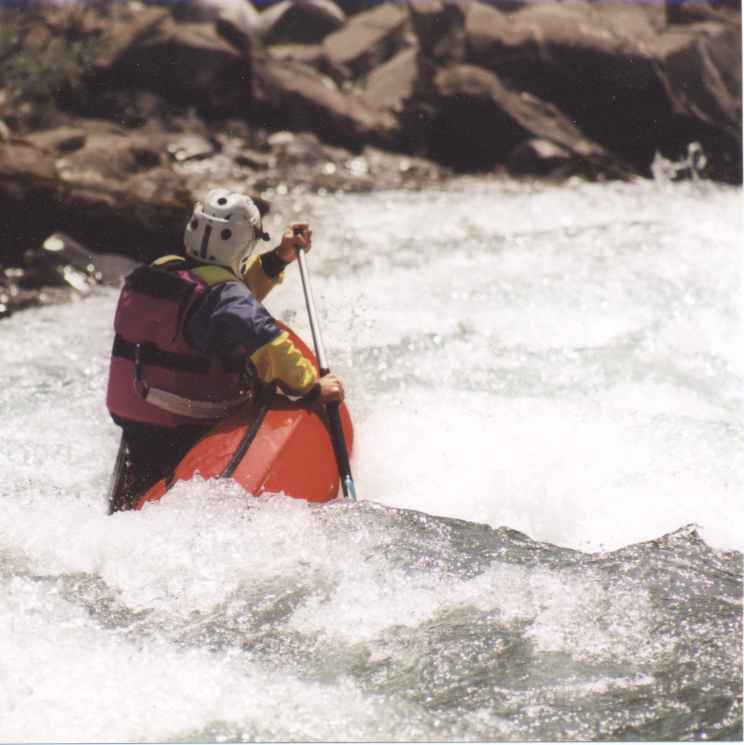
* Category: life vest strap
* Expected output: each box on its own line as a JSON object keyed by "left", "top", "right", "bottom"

{"left": 141, "top": 385, "right": 253, "bottom": 420}
{"left": 113, "top": 335, "right": 210, "bottom": 374}
{"left": 113, "top": 335, "right": 246, "bottom": 375}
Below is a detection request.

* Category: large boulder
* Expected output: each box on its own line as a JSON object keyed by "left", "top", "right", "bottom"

{"left": 0, "top": 136, "right": 193, "bottom": 266}
{"left": 251, "top": 58, "right": 396, "bottom": 148}
{"left": 90, "top": 15, "right": 253, "bottom": 119}
{"left": 360, "top": 47, "right": 424, "bottom": 147}
{"left": 323, "top": 2, "right": 411, "bottom": 78}
{"left": 90, "top": 7, "right": 171, "bottom": 72}
{"left": 651, "top": 22, "right": 741, "bottom": 181}
{"left": 421, "top": 64, "right": 632, "bottom": 177}
{"left": 361, "top": 47, "right": 421, "bottom": 115}
{"left": 260, "top": 0, "right": 345, "bottom": 44}
{"left": 464, "top": 1, "right": 741, "bottom": 180}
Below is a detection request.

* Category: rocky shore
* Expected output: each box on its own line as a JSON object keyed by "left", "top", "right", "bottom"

{"left": 0, "top": 0, "right": 740, "bottom": 317}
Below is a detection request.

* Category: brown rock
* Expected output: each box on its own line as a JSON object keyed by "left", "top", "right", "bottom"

{"left": 666, "top": 0, "right": 740, "bottom": 26}
{"left": 0, "top": 138, "right": 192, "bottom": 267}
{"left": 260, "top": 0, "right": 345, "bottom": 44}
{"left": 408, "top": 0, "right": 470, "bottom": 62}
{"left": 323, "top": 2, "right": 410, "bottom": 78}
{"left": 598, "top": 2, "right": 668, "bottom": 34}
{"left": 655, "top": 22, "right": 740, "bottom": 128}
{"left": 91, "top": 7, "right": 170, "bottom": 71}
{"left": 55, "top": 132, "right": 166, "bottom": 181}
{"left": 26, "top": 128, "right": 87, "bottom": 155}
{"left": 359, "top": 47, "right": 423, "bottom": 146}
{"left": 462, "top": 1, "right": 743, "bottom": 178}
{"left": 466, "top": 2, "right": 656, "bottom": 70}
{"left": 700, "top": 22, "right": 742, "bottom": 99}
{"left": 268, "top": 42, "right": 328, "bottom": 67}
{"left": 166, "top": 133, "right": 219, "bottom": 163}
{"left": 507, "top": 137, "right": 576, "bottom": 178}
{"left": 252, "top": 58, "right": 396, "bottom": 148}
{"left": 215, "top": 0, "right": 262, "bottom": 50}
{"left": 170, "top": 0, "right": 260, "bottom": 49}
{"left": 425, "top": 64, "right": 630, "bottom": 176}
{"left": 361, "top": 47, "right": 420, "bottom": 115}
{"left": 157, "top": 0, "right": 261, "bottom": 49}
{"left": 652, "top": 22, "right": 741, "bottom": 180}
{"left": 93, "top": 16, "right": 252, "bottom": 118}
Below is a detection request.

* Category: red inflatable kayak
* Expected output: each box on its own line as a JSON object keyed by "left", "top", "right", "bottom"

{"left": 133, "top": 325, "right": 353, "bottom": 509}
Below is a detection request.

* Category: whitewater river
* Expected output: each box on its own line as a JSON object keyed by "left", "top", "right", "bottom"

{"left": 1, "top": 176, "right": 741, "bottom": 741}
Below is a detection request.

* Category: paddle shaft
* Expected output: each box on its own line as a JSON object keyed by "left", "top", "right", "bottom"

{"left": 295, "top": 247, "right": 357, "bottom": 500}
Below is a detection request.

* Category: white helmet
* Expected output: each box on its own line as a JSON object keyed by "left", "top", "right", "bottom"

{"left": 184, "top": 189, "right": 268, "bottom": 274}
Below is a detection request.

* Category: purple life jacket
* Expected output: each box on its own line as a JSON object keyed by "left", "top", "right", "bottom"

{"left": 106, "top": 259, "right": 252, "bottom": 428}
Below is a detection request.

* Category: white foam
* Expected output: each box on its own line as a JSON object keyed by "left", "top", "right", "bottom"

{"left": 0, "top": 178, "right": 741, "bottom": 740}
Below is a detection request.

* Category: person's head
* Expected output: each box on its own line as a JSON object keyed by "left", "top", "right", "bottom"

{"left": 183, "top": 189, "right": 269, "bottom": 275}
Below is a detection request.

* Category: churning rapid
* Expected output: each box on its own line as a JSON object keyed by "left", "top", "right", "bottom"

{"left": 1, "top": 177, "right": 741, "bottom": 741}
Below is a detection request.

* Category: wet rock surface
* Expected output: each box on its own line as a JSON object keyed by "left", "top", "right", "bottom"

{"left": 0, "top": 0, "right": 740, "bottom": 316}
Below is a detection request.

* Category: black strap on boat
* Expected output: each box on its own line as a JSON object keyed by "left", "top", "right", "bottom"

{"left": 220, "top": 388, "right": 274, "bottom": 479}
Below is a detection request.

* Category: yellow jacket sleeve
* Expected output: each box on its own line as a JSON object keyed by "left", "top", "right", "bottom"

{"left": 250, "top": 331, "right": 319, "bottom": 396}
{"left": 240, "top": 254, "right": 283, "bottom": 302}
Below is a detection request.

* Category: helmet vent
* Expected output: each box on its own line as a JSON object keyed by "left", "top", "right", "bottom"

{"left": 190, "top": 219, "right": 198, "bottom": 230}
{"left": 218, "top": 197, "right": 227, "bottom": 205}
{"left": 221, "top": 229, "right": 232, "bottom": 240}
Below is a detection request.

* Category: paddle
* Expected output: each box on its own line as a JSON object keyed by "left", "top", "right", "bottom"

{"left": 295, "top": 244, "right": 357, "bottom": 501}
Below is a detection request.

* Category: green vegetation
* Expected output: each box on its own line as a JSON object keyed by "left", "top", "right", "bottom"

{"left": 0, "top": 6, "right": 106, "bottom": 118}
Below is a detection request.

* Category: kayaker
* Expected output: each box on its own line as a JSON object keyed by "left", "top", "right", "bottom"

{"left": 105, "top": 188, "right": 345, "bottom": 512}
